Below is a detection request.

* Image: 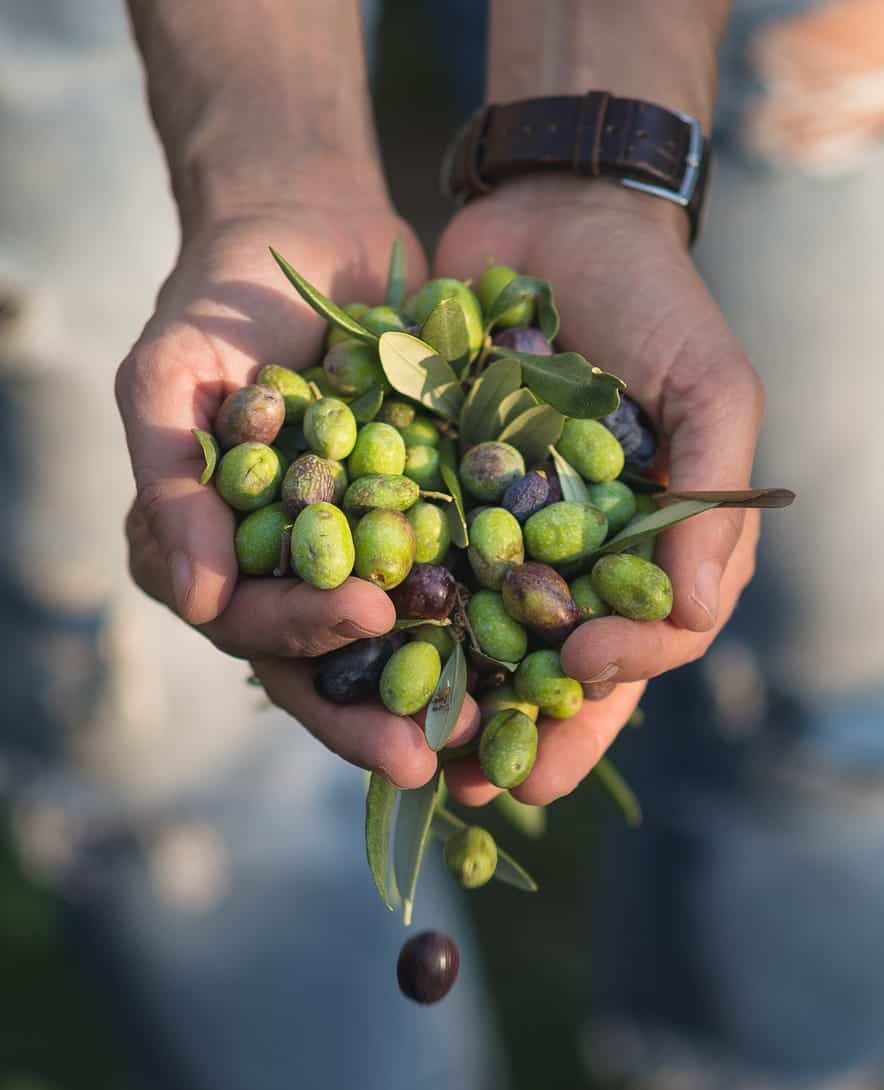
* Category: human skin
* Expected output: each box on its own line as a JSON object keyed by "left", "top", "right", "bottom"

{"left": 440, "top": 0, "right": 765, "bottom": 806}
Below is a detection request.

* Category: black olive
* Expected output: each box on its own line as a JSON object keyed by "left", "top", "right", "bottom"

{"left": 396, "top": 931, "right": 460, "bottom": 1004}
{"left": 313, "top": 635, "right": 398, "bottom": 704}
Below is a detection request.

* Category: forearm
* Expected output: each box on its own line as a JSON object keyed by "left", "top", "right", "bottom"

{"left": 488, "top": 0, "right": 731, "bottom": 129}
{"left": 127, "top": 0, "right": 387, "bottom": 231}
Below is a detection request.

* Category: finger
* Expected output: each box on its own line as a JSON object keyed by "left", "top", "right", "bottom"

{"left": 252, "top": 658, "right": 437, "bottom": 789}
{"left": 202, "top": 576, "right": 396, "bottom": 659}
{"left": 511, "top": 682, "right": 644, "bottom": 806}
{"left": 413, "top": 693, "right": 482, "bottom": 750}
{"left": 657, "top": 343, "right": 765, "bottom": 632}
{"left": 116, "top": 342, "right": 240, "bottom": 625}
{"left": 560, "top": 514, "right": 759, "bottom": 683}
{"left": 444, "top": 756, "right": 503, "bottom": 808}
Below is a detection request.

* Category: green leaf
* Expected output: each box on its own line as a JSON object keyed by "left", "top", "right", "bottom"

{"left": 431, "top": 807, "right": 538, "bottom": 893}
{"left": 619, "top": 469, "right": 666, "bottom": 494}
{"left": 384, "top": 238, "right": 406, "bottom": 310}
{"left": 365, "top": 772, "right": 399, "bottom": 910}
{"left": 495, "top": 388, "right": 538, "bottom": 433}
{"left": 493, "top": 792, "right": 547, "bottom": 838}
{"left": 592, "top": 757, "right": 642, "bottom": 827}
{"left": 420, "top": 298, "right": 471, "bottom": 374}
{"left": 393, "top": 618, "right": 451, "bottom": 630}
{"left": 269, "top": 248, "right": 377, "bottom": 345}
{"left": 377, "top": 332, "right": 464, "bottom": 421}
{"left": 593, "top": 498, "right": 720, "bottom": 557}
{"left": 459, "top": 357, "right": 522, "bottom": 446}
{"left": 191, "top": 428, "right": 219, "bottom": 485}
{"left": 424, "top": 642, "right": 468, "bottom": 751}
{"left": 485, "top": 276, "right": 560, "bottom": 341}
{"left": 394, "top": 772, "right": 443, "bottom": 925}
{"left": 658, "top": 487, "right": 796, "bottom": 509}
{"left": 469, "top": 649, "right": 520, "bottom": 673}
{"left": 549, "top": 445, "right": 590, "bottom": 503}
{"left": 497, "top": 405, "right": 564, "bottom": 466}
{"left": 439, "top": 462, "right": 469, "bottom": 548}
{"left": 496, "top": 350, "right": 625, "bottom": 419}
{"left": 349, "top": 385, "right": 384, "bottom": 423}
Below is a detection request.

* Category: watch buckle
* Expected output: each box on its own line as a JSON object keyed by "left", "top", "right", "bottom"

{"left": 620, "top": 112, "right": 703, "bottom": 208}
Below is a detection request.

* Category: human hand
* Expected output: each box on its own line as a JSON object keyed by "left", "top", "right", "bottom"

{"left": 434, "top": 179, "right": 765, "bottom": 806}
{"left": 116, "top": 210, "right": 480, "bottom": 788}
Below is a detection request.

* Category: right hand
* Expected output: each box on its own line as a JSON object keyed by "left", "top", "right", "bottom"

{"left": 116, "top": 210, "right": 480, "bottom": 788}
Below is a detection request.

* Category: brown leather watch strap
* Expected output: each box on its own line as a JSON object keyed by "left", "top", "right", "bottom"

{"left": 443, "top": 92, "right": 710, "bottom": 242}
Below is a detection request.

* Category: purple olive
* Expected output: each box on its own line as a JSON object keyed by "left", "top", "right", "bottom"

{"left": 492, "top": 327, "right": 553, "bottom": 355}
{"left": 389, "top": 563, "right": 457, "bottom": 621}
{"left": 502, "top": 470, "right": 550, "bottom": 523}
{"left": 501, "top": 562, "right": 580, "bottom": 642}
{"left": 397, "top": 931, "right": 460, "bottom": 1004}
{"left": 214, "top": 384, "right": 285, "bottom": 450}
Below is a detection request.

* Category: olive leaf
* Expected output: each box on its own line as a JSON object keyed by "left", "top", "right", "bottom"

{"left": 619, "top": 469, "right": 666, "bottom": 494}
{"left": 385, "top": 238, "right": 406, "bottom": 310}
{"left": 548, "top": 445, "right": 590, "bottom": 503}
{"left": 377, "top": 332, "right": 464, "bottom": 421}
{"left": 420, "top": 297, "right": 471, "bottom": 374}
{"left": 393, "top": 618, "right": 452, "bottom": 631}
{"left": 469, "top": 649, "right": 520, "bottom": 673}
{"left": 493, "top": 350, "right": 624, "bottom": 419}
{"left": 432, "top": 807, "right": 538, "bottom": 893}
{"left": 394, "top": 771, "right": 443, "bottom": 925}
{"left": 495, "top": 388, "right": 538, "bottom": 433}
{"left": 592, "top": 498, "right": 719, "bottom": 557}
{"left": 269, "top": 248, "right": 377, "bottom": 345}
{"left": 497, "top": 405, "right": 564, "bottom": 466}
{"left": 493, "top": 792, "right": 547, "bottom": 839}
{"left": 424, "top": 642, "right": 468, "bottom": 752}
{"left": 349, "top": 385, "right": 385, "bottom": 423}
{"left": 658, "top": 487, "right": 796, "bottom": 509}
{"left": 485, "top": 276, "right": 560, "bottom": 341}
{"left": 459, "top": 357, "right": 522, "bottom": 446}
{"left": 439, "top": 462, "right": 469, "bottom": 548}
{"left": 365, "top": 772, "right": 399, "bottom": 910}
{"left": 191, "top": 428, "right": 219, "bottom": 485}
{"left": 591, "top": 756, "right": 642, "bottom": 827}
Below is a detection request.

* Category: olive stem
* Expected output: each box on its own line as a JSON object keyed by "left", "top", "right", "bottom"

{"left": 419, "top": 490, "right": 453, "bottom": 503}
{"left": 453, "top": 585, "right": 480, "bottom": 655}
{"left": 273, "top": 526, "right": 293, "bottom": 577}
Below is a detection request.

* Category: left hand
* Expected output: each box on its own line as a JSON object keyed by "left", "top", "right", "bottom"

{"left": 434, "top": 178, "right": 765, "bottom": 806}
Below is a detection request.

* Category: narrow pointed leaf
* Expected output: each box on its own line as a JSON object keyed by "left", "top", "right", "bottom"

{"left": 497, "top": 405, "right": 564, "bottom": 466}
{"left": 658, "top": 487, "right": 796, "bottom": 509}
{"left": 549, "top": 445, "right": 590, "bottom": 503}
{"left": 619, "top": 469, "right": 666, "bottom": 494}
{"left": 485, "top": 276, "right": 560, "bottom": 341}
{"left": 420, "top": 297, "right": 471, "bottom": 373}
{"left": 365, "top": 772, "right": 399, "bottom": 910}
{"left": 393, "top": 617, "right": 452, "bottom": 630}
{"left": 349, "top": 385, "right": 384, "bottom": 423}
{"left": 424, "top": 642, "right": 468, "bottom": 751}
{"left": 377, "top": 332, "right": 464, "bottom": 420}
{"left": 439, "top": 462, "right": 469, "bottom": 548}
{"left": 394, "top": 772, "right": 443, "bottom": 925}
{"left": 432, "top": 807, "right": 538, "bottom": 893}
{"left": 493, "top": 792, "right": 547, "bottom": 838}
{"left": 459, "top": 357, "right": 522, "bottom": 445}
{"left": 384, "top": 238, "right": 406, "bottom": 309}
{"left": 269, "top": 247, "right": 377, "bottom": 344}
{"left": 592, "top": 757, "right": 642, "bottom": 827}
{"left": 192, "top": 428, "right": 219, "bottom": 485}
{"left": 495, "top": 388, "right": 538, "bottom": 433}
{"left": 593, "top": 498, "right": 720, "bottom": 557}
{"left": 469, "top": 649, "right": 519, "bottom": 673}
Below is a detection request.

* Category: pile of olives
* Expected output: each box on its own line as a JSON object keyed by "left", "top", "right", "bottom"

{"left": 194, "top": 249, "right": 677, "bottom": 1003}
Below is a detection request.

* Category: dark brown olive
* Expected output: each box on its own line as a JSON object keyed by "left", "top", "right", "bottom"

{"left": 501, "top": 562, "right": 580, "bottom": 642}
{"left": 389, "top": 563, "right": 456, "bottom": 621}
{"left": 214, "top": 384, "right": 285, "bottom": 450}
{"left": 313, "top": 635, "right": 399, "bottom": 704}
{"left": 397, "top": 931, "right": 460, "bottom": 1004}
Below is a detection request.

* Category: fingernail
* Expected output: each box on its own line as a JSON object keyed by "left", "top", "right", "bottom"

{"left": 691, "top": 561, "right": 721, "bottom": 628}
{"left": 333, "top": 619, "right": 387, "bottom": 639}
{"left": 581, "top": 662, "right": 619, "bottom": 684}
{"left": 584, "top": 679, "right": 617, "bottom": 701}
{"left": 170, "top": 550, "right": 193, "bottom": 615}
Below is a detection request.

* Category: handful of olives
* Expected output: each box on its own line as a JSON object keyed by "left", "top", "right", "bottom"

{"left": 192, "top": 243, "right": 792, "bottom": 1003}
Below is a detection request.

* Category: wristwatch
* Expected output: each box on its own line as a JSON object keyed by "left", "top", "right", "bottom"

{"left": 442, "top": 92, "right": 711, "bottom": 244}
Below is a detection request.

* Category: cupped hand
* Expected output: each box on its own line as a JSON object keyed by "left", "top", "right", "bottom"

{"left": 116, "top": 207, "right": 479, "bottom": 787}
{"left": 435, "top": 178, "right": 765, "bottom": 806}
